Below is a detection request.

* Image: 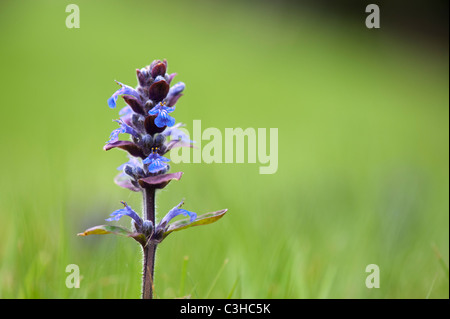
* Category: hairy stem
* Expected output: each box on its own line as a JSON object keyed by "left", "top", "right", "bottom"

{"left": 142, "top": 187, "right": 157, "bottom": 299}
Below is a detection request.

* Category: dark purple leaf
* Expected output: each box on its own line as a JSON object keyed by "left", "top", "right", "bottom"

{"left": 148, "top": 80, "right": 170, "bottom": 102}
{"left": 144, "top": 115, "right": 165, "bottom": 135}
{"left": 104, "top": 141, "right": 146, "bottom": 159}
{"left": 138, "top": 172, "right": 183, "bottom": 189}
{"left": 122, "top": 96, "right": 145, "bottom": 115}
{"left": 151, "top": 62, "right": 167, "bottom": 78}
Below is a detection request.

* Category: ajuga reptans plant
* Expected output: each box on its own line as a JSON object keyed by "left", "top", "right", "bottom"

{"left": 78, "top": 59, "right": 228, "bottom": 299}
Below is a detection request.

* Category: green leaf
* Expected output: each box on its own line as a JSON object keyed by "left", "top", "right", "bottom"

{"left": 77, "top": 225, "right": 146, "bottom": 246}
{"left": 163, "top": 209, "right": 228, "bottom": 240}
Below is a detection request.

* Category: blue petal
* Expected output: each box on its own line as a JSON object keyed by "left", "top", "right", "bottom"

{"left": 148, "top": 106, "right": 160, "bottom": 116}
{"left": 108, "top": 82, "right": 140, "bottom": 109}
{"left": 108, "top": 96, "right": 117, "bottom": 109}
{"left": 120, "top": 123, "right": 138, "bottom": 137}
{"left": 108, "top": 120, "right": 139, "bottom": 142}
{"left": 178, "top": 209, "right": 197, "bottom": 223}
{"left": 106, "top": 202, "right": 142, "bottom": 226}
{"left": 107, "top": 128, "right": 121, "bottom": 143}
{"left": 142, "top": 152, "right": 157, "bottom": 164}
{"left": 106, "top": 208, "right": 127, "bottom": 221}
{"left": 158, "top": 200, "right": 197, "bottom": 228}
{"left": 155, "top": 112, "right": 175, "bottom": 128}
{"left": 143, "top": 153, "right": 170, "bottom": 173}
{"left": 164, "top": 106, "right": 176, "bottom": 113}
{"left": 147, "top": 159, "right": 168, "bottom": 174}
{"left": 119, "top": 84, "right": 140, "bottom": 100}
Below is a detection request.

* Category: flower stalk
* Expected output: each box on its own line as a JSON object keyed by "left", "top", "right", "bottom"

{"left": 142, "top": 187, "right": 156, "bottom": 299}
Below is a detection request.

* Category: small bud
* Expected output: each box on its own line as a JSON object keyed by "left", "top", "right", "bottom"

{"left": 144, "top": 100, "right": 154, "bottom": 112}
{"left": 132, "top": 220, "right": 140, "bottom": 233}
{"left": 141, "top": 134, "right": 153, "bottom": 154}
{"left": 152, "top": 227, "right": 165, "bottom": 243}
{"left": 124, "top": 165, "right": 134, "bottom": 177}
{"left": 154, "top": 75, "right": 165, "bottom": 82}
{"left": 137, "top": 86, "right": 147, "bottom": 97}
{"left": 159, "top": 144, "right": 167, "bottom": 154}
{"left": 136, "top": 69, "right": 146, "bottom": 86}
{"left": 153, "top": 133, "right": 166, "bottom": 147}
{"left": 131, "top": 113, "right": 145, "bottom": 132}
{"left": 135, "top": 167, "right": 145, "bottom": 177}
{"left": 131, "top": 135, "right": 140, "bottom": 145}
{"left": 142, "top": 220, "right": 154, "bottom": 237}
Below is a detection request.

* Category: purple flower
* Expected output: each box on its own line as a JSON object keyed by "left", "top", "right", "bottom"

{"left": 143, "top": 150, "right": 170, "bottom": 174}
{"left": 168, "top": 82, "right": 185, "bottom": 97}
{"left": 162, "top": 123, "right": 195, "bottom": 152}
{"left": 118, "top": 105, "right": 133, "bottom": 125}
{"left": 158, "top": 200, "right": 197, "bottom": 230}
{"left": 148, "top": 102, "right": 175, "bottom": 128}
{"left": 107, "top": 119, "right": 139, "bottom": 143}
{"left": 106, "top": 201, "right": 143, "bottom": 227}
{"left": 108, "top": 81, "right": 141, "bottom": 109}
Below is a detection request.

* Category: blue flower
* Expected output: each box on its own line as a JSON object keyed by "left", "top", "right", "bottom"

{"left": 107, "top": 119, "right": 139, "bottom": 143}
{"left": 148, "top": 102, "right": 175, "bottom": 128}
{"left": 143, "top": 150, "right": 170, "bottom": 174}
{"left": 108, "top": 81, "right": 141, "bottom": 109}
{"left": 106, "top": 201, "right": 143, "bottom": 227}
{"left": 158, "top": 200, "right": 197, "bottom": 230}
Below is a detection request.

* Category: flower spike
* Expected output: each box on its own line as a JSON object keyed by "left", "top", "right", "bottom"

{"left": 79, "top": 59, "right": 228, "bottom": 300}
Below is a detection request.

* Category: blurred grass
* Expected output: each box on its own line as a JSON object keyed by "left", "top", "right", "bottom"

{"left": 0, "top": 0, "right": 448, "bottom": 298}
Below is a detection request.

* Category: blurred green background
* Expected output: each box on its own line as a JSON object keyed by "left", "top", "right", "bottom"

{"left": 0, "top": 0, "right": 448, "bottom": 298}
